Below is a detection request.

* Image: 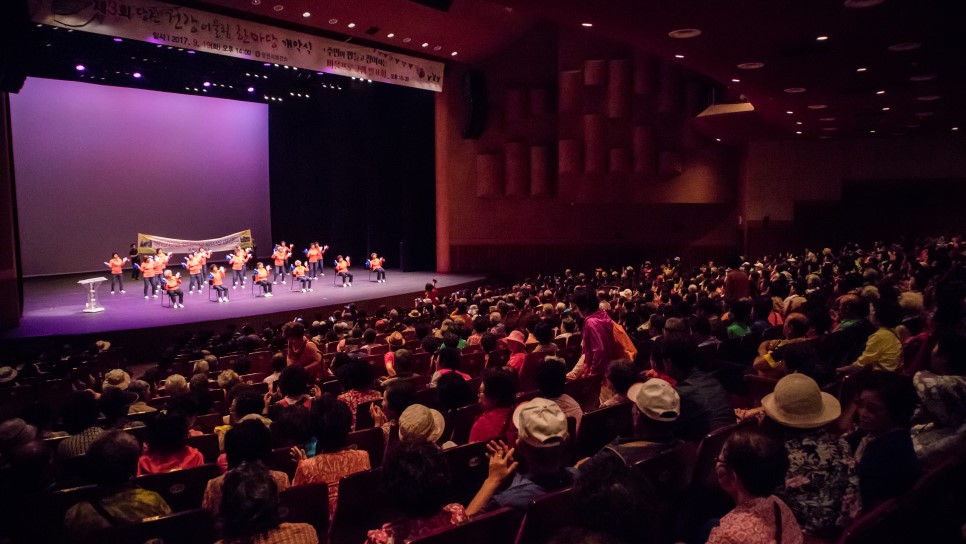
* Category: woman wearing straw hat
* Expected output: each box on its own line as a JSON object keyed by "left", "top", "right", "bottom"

{"left": 761, "top": 374, "right": 861, "bottom": 535}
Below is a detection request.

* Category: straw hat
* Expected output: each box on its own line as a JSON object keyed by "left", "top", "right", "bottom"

{"left": 0, "top": 366, "right": 17, "bottom": 384}
{"left": 399, "top": 404, "right": 445, "bottom": 444}
{"left": 102, "top": 369, "right": 131, "bottom": 391}
{"left": 761, "top": 374, "right": 841, "bottom": 429}
{"left": 386, "top": 331, "right": 405, "bottom": 348}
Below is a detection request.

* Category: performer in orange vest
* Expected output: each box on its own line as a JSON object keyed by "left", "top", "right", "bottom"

{"left": 335, "top": 255, "right": 352, "bottom": 287}
{"left": 210, "top": 264, "right": 229, "bottom": 302}
{"left": 292, "top": 260, "right": 312, "bottom": 292}
{"left": 368, "top": 253, "right": 387, "bottom": 283}
{"left": 254, "top": 262, "right": 274, "bottom": 296}
{"left": 135, "top": 256, "right": 159, "bottom": 298}
{"left": 305, "top": 242, "right": 328, "bottom": 280}
{"left": 104, "top": 253, "right": 128, "bottom": 294}
{"left": 229, "top": 248, "right": 252, "bottom": 289}
{"left": 272, "top": 242, "right": 293, "bottom": 284}
{"left": 162, "top": 269, "right": 184, "bottom": 308}
{"left": 185, "top": 250, "right": 206, "bottom": 294}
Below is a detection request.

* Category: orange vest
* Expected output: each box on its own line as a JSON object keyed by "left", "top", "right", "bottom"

{"left": 369, "top": 257, "right": 383, "bottom": 270}
{"left": 307, "top": 248, "right": 321, "bottom": 263}
{"left": 141, "top": 261, "right": 156, "bottom": 278}
{"left": 273, "top": 248, "right": 290, "bottom": 266}
{"left": 336, "top": 258, "right": 350, "bottom": 273}
{"left": 293, "top": 265, "right": 306, "bottom": 278}
{"left": 231, "top": 254, "right": 249, "bottom": 271}
{"left": 256, "top": 268, "right": 269, "bottom": 281}
{"left": 164, "top": 276, "right": 181, "bottom": 290}
{"left": 211, "top": 269, "right": 225, "bottom": 286}
{"left": 188, "top": 256, "right": 203, "bottom": 274}
{"left": 109, "top": 257, "right": 124, "bottom": 274}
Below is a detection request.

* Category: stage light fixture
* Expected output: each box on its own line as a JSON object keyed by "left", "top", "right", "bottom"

{"left": 113, "top": 38, "right": 122, "bottom": 42}
{"left": 303, "top": 11, "right": 311, "bottom": 18}
{"left": 451, "top": 51, "right": 458, "bottom": 56}
{"left": 348, "top": 23, "right": 356, "bottom": 28}
{"left": 248, "top": 87, "right": 255, "bottom": 92}
{"left": 203, "top": 81, "right": 211, "bottom": 87}
{"left": 387, "top": 33, "right": 395, "bottom": 38}
{"left": 75, "top": 64, "right": 85, "bottom": 71}
{"left": 133, "top": 72, "right": 142, "bottom": 78}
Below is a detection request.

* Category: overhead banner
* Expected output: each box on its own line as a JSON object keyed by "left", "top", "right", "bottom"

{"left": 29, "top": 0, "right": 444, "bottom": 92}
{"left": 137, "top": 229, "right": 253, "bottom": 255}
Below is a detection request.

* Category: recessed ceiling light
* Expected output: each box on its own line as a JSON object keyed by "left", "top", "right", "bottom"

{"left": 875, "top": 90, "right": 886, "bottom": 95}
{"left": 784, "top": 87, "right": 807, "bottom": 93}
{"left": 422, "top": 42, "right": 429, "bottom": 47}
{"left": 272, "top": 4, "right": 283, "bottom": 11}
{"left": 402, "top": 37, "right": 412, "bottom": 43}
{"left": 737, "top": 62, "right": 765, "bottom": 70}
{"left": 132, "top": 72, "right": 141, "bottom": 78}
{"left": 451, "top": 51, "right": 458, "bottom": 56}
{"left": 816, "top": 36, "right": 829, "bottom": 41}
{"left": 844, "top": 0, "right": 885, "bottom": 7}
{"left": 668, "top": 28, "right": 702, "bottom": 39}
{"left": 795, "top": 131, "right": 802, "bottom": 135}
{"left": 387, "top": 33, "right": 395, "bottom": 38}
{"left": 917, "top": 95, "right": 940, "bottom": 101}
{"left": 869, "top": 130, "right": 876, "bottom": 133}
{"left": 819, "top": 117, "right": 837, "bottom": 122}
{"left": 786, "top": 111, "right": 794, "bottom": 115}
{"left": 433, "top": 46, "right": 442, "bottom": 51}
{"left": 953, "top": 127, "right": 960, "bottom": 132}
{"left": 796, "top": 121, "right": 803, "bottom": 125}
{"left": 302, "top": 11, "right": 310, "bottom": 17}
{"left": 715, "top": 138, "right": 722, "bottom": 142}
{"left": 75, "top": 64, "right": 85, "bottom": 71}
{"left": 881, "top": 107, "right": 890, "bottom": 111}
{"left": 914, "top": 111, "right": 934, "bottom": 117}
{"left": 856, "top": 67, "right": 867, "bottom": 72}
{"left": 581, "top": 23, "right": 593, "bottom": 27}
{"left": 888, "top": 42, "right": 920, "bottom": 52}
{"left": 731, "top": 78, "right": 740, "bottom": 83}
{"left": 328, "top": 18, "right": 338, "bottom": 24}
{"left": 807, "top": 104, "right": 827, "bottom": 110}
{"left": 674, "top": 54, "right": 685, "bottom": 59}
{"left": 347, "top": 23, "right": 356, "bottom": 28}
{"left": 251, "top": 0, "right": 260, "bottom": 4}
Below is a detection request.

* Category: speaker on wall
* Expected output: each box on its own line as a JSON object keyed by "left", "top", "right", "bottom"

{"left": 462, "top": 70, "right": 488, "bottom": 139}
{"left": 409, "top": 0, "right": 455, "bottom": 11}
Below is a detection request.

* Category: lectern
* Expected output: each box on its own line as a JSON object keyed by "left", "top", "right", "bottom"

{"left": 78, "top": 277, "right": 108, "bottom": 313}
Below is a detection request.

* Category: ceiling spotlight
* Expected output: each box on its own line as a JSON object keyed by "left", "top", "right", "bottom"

{"left": 302, "top": 11, "right": 310, "bottom": 17}
{"left": 909, "top": 74, "right": 936, "bottom": 81}
{"left": 203, "top": 81, "right": 211, "bottom": 87}
{"left": 875, "top": 90, "right": 886, "bottom": 95}
{"left": 731, "top": 78, "right": 740, "bottom": 83}
{"left": 807, "top": 104, "right": 827, "bottom": 109}
{"left": 796, "top": 121, "right": 803, "bottom": 125}
{"left": 668, "top": 28, "right": 702, "bottom": 39}
{"left": 263, "top": 63, "right": 271, "bottom": 66}
{"left": 247, "top": 87, "right": 254, "bottom": 92}
{"left": 347, "top": 23, "right": 356, "bottom": 28}
{"left": 737, "top": 62, "right": 765, "bottom": 70}
{"left": 132, "top": 72, "right": 142, "bottom": 78}
{"left": 856, "top": 67, "right": 867, "bottom": 72}
{"left": 674, "top": 54, "right": 685, "bottom": 59}
{"left": 187, "top": 50, "right": 195, "bottom": 54}
{"left": 387, "top": 33, "right": 395, "bottom": 38}
{"left": 844, "top": 0, "right": 885, "bottom": 7}
{"left": 887, "top": 42, "right": 920, "bottom": 52}
{"left": 816, "top": 36, "right": 829, "bottom": 41}
{"left": 917, "top": 95, "right": 940, "bottom": 101}
{"left": 272, "top": 4, "right": 283, "bottom": 11}
{"left": 823, "top": 127, "right": 838, "bottom": 131}
{"left": 795, "top": 131, "right": 802, "bottom": 135}
{"left": 328, "top": 18, "right": 338, "bottom": 24}
{"left": 368, "top": 79, "right": 373, "bottom": 83}
{"left": 881, "top": 107, "right": 890, "bottom": 111}
{"left": 715, "top": 138, "right": 722, "bottom": 142}
{"left": 433, "top": 46, "right": 442, "bottom": 51}
{"left": 451, "top": 51, "right": 458, "bottom": 56}
{"left": 581, "top": 23, "right": 593, "bottom": 27}
{"left": 402, "top": 38, "right": 412, "bottom": 43}
{"left": 783, "top": 87, "right": 807, "bottom": 93}
{"left": 252, "top": 0, "right": 260, "bottom": 4}
{"left": 869, "top": 130, "right": 876, "bottom": 133}
{"left": 786, "top": 111, "right": 794, "bottom": 115}
{"left": 75, "top": 64, "right": 85, "bottom": 71}
{"left": 421, "top": 42, "right": 429, "bottom": 47}
{"left": 953, "top": 127, "right": 960, "bottom": 132}
{"left": 113, "top": 37, "right": 122, "bottom": 42}
{"left": 819, "top": 117, "right": 836, "bottom": 121}
{"left": 914, "top": 111, "right": 934, "bottom": 117}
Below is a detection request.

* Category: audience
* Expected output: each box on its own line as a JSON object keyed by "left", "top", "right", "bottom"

{"left": 431, "top": 346, "right": 471, "bottom": 385}
{"left": 398, "top": 404, "right": 447, "bottom": 445}
{"left": 910, "top": 325, "right": 966, "bottom": 466}
{"left": 838, "top": 298, "right": 904, "bottom": 374}
{"left": 469, "top": 368, "right": 519, "bottom": 444}
{"left": 217, "top": 462, "right": 318, "bottom": 544}
{"left": 660, "top": 337, "right": 734, "bottom": 442}
{"left": 203, "top": 420, "right": 289, "bottom": 516}
{"left": 335, "top": 358, "right": 382, "bottom": 430}
{"left": 54, "top": 391, "right": 104, "bottom": 467}
{"left": 137, "top": 409, "right": 205, "bottom": 475}
{"left": 371, "top": 379, "right": 418, "bottom": 441}
{"left": 536, "top": 356, "right": 583, "bottom": 427}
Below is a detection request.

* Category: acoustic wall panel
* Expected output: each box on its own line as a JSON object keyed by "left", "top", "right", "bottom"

{"left": 476, "top": 153, "right": 503, "bottom": 197}
{"left": 583, "top": 114, "right": 606, "bottom": 173}
{"left": 609, "top": 148, "right": 631, "bottom": 174}
{"left": 583, "top": 60, "right": 607, "bottom": 87}
{"left": 633, "top": 126, "right": 657, "bottom": 175}
{"left": 504, "top": 142, "right": 529, "bottom": 196}
{"left": 505, "top": 89, "right": 527, "bottom": 122}
{"left": 530, "top": 145, "right": 550, "bottom": 196}
{"left": 529, "top": 88, "right": 549, "bottom": 115}
{"left": 607, "top": 59, "right": 631, "bottom": 119}
{"left": 559, "top": 70, "right": 583, "bottom": 113}
{"left": 633, "top": 55, "right": 659, "bottom": 95}
{"left": 558, "top": 139, "right": 581, "bottom": 174}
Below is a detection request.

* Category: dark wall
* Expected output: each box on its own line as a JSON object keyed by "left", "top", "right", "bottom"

{"left": 268, "top": 83, "right": 435, "bottom": 271}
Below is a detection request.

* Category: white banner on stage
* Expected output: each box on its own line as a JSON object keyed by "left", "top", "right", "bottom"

{"left": 30, "top": 0, "right": 445, "bottom": 92}
{"left": 137, "top": 229, "right": 253, "bottom": 255}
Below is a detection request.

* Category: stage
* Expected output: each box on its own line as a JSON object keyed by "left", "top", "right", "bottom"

{"left": 1, "top": 269, "right": 486, "bottom": 343}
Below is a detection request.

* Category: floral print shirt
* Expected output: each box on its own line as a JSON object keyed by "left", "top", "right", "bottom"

{"left": 777, "top": 429, "right": 861, "bottom": 534}
{"left": 366, "top": 503, "right": 468, "bottom": 544}
{"left": 337, "top": 389, "right": 383, "bottom": 430}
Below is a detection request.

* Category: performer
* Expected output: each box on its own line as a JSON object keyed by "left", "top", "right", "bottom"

{"left": 368, "top": 253, "right": 387, "bottom": 283}
{"left": 292, "top": 260, "right": 312, "bottom": 292}
{"left": 155, "top": 249, "right": 170, "bottom": 270}
{"left": 136, "top": 256, "right": 159, "bottom": 298}
{"left": 210, "top": 264, "right": 229, "bottom": 303}
{"left": 335, "top": 255, "right": 352, "bottom": 287}
{"left": 424, "top": 279, "right": 439, "bottom": 303}
{"left": 305, "top": 242, "right": 328, "bottom": 279}
{"left": 272, "top": 242, "right": 293, "bottom": 284}
{"left": 196, "top": 246, "right": 212, "bottom": 274}
{"left": 129, "top": 244, "right": 140, "bottom": 280}
{"left": 162, "top": 269, "right": 185, "bottom": 308}
{"left": 104, "top": 253, "right": 128, "bottom": 294}
{"left": 254, "top": 262, "right": 274, "bottom": 296}
{"left": 185, "top": 251, "right": 206, "bottom": 294}
{"left": 284, "top": 321, "right": 326, "bottom": 379}
{"left": 229, "top": 248, "right": 252, "bottom": 289}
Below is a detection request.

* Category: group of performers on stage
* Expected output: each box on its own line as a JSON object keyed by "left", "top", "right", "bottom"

{"left": 105, "top": 242, "right": 388, "bottom": 309}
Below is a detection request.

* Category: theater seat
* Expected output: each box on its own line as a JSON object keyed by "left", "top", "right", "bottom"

{"left": 134, "top": 463, "right": 221, "bottom": 512}
{"left": 330, "top": 468, "right": 401, "bottom": 544}
{"left": 516, "top": 487, "right": 574, "bottom": 544}
{"left": 441, "top": 441, "right": 490, "bottom": 505}
{"left": 185, "top": 433, "right": 220, "bottom": 463}
{"left": 278, "top": 482, "right": 329, "bottom": 541}
{"left": 564, "top": 373, "right": 604, "bottom": 412}
{"left": 346, "top": 426, "right": 385, "bottom": 468}
{"left": 268, "top": 446, "right": 299, "bottom": 480}
{"left": 79, "top": 508, "right": 215, "bottom": 544}
{"left": 574, "top": 402, "right": 633, "bottom": 459}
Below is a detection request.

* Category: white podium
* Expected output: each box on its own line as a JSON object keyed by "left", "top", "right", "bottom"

{"left": 78, "top": 277, "right": 108, "bottom": 313}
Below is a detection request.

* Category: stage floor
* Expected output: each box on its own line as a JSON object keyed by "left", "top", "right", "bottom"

{"left": 2, "top": 270, "right": 485, "bottom": 339}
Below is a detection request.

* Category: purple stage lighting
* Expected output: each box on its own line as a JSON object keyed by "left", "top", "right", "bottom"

{"left": 133, "top": 72, "right": 142, "bottom": 78}
{"left": 75, "top": 64, "right": 85, "bottom": 71}
{"left": 247, "top": 87, "right": 255, "bottom": 92}
{"left": 203, "top": 81, "right": 211, "bottom": 87}
{"left": 187, "top": 50, "right": 196, "bottom": 54}
{"left": 113, "top": 37, "right": 123, "bottom": 42}
{"left": 263, "top": 63, "right": 271, "bottom": 66}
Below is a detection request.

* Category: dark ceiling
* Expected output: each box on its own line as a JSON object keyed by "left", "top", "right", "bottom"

{"left": 17, "top": 0, "right": 966, "bottom": 141}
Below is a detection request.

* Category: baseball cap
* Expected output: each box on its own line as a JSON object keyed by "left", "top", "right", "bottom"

{"left": 627, "top": 379, "right": 680, "bottom": 422}
{"left": 513, "top": 397, "right": 568, "bottom": 444}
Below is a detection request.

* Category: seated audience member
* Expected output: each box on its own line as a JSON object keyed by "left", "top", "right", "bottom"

{"left": 431, "top": 346, "right": 471, "bottom": 386}
{"left": 55, "top": 391, "right": 105, "bottom": 467}
{"left": 692, "top": 317, "right": 721, "bottom": 348}
{"left": 273, "top": 405, "right": 317, "bottom": 456}
{"left": 262, "top": 353, "right": 287, "bottom": 392}
{"left": 436, "top": 372, "right": 475, "bottom": 413}
{"left": 166, "top": 394, "right": 204, "bottom": 437}
{"left": 381, "top": 349, "right": 417, "bottom": 385}
{"left": 779, "top": 342, "right": 836, "bottom": 386}
{"left": 267, "top": 366, "right": 314, "bottom": 420}
{"left": 98, "top": 387, "right": 143, "bottom": 430}
{"left": 367, "top": 442, "right": 468, "bottom": 543}
{"left": 838, "top": 298, "right": 904, "bottom": 374}
{"left": 753, "top": 313, "right": 810, "bottom": 379}
{"left": 291, "top": 394, "right": 370, "bottom": 520}
{"left": 662, "top": 337, "right": 734, "bottom": 441}
{"left": 584, "top": 379, "right": 682, "bottom": 466}
{"left": 910, "top": 326, "right": 966, "bottom": 466}
{"left": 555, "top": 317, "right": 578, "bottom": 341}
{"left": 644, "top": 341, "right": 677, "bottom": 386}
{"left": 64, "top": 431, "right": 172, "bottom": 535}
{"left": 137, "top": 409, "right": 205, "bottom": 475}
{"left": 467, "top": 316, "right": 489, "bottom": 346}
{"left": 217, "top": 462, "right": 318, "bottom": 544}
{"left": 845, "top": 372, "right": 920, "bottom": 509}
{"left": 336, "top": 358, "right": 383, "bottom": 430}
{"left": 371, "top": 379, "right": 418, "bottom": 441}
{"left": 536, "top": 357, "right": 583, "bottom": 427}
{"left": 505, "top": 330, "right": 529, "bottom": 371}
{"left": 127, "top": 380, "right": 157, "bottom": 415}
{"left": 532, "top": 322, "right": 559, "bottom": 354}
{"left": 601, "top": 359, "right": 639, "bottom": 407}
{"left": 217, "top": 370, "right": 242, "bottom": 396}
{"left": 189, "top": 373, "right": 214, "bottom": 415}
{"left": 382, "top": 332, "right": 407, "bottom": 374}
{"left": 163, "top": 373, "right": 189, "bottom": 397}
{"left": 707, "top": 428, "right": 803, "bottom": 544}
{"left": 469, "top": 368, "right": 519, "bottom": 444}
{"left": 761, "top": 374, "right": 860, "bottom": 534}
{"left": 0, "top": 419, "right": 38, "bottom": 467}
{"left": 726, "top": 299, "right": 753, "bottom": 339}
{"left": 192, "top": 358, "right": 210, "bottom": 376}
{"left": 466, "top": 398, "right": 575, "bottom": 515}
{"left": 895, "top": 291, "right": 924, "bottom": 343}
{"left": 398, "top": 404, "right": 447, "bottom": 445}
{"left": 101, "top": 369, "right": 132, "bottom": 393}
{"left": 203, "top": 420, "right": 289, "bottom": 516}
{"left": 568, "top": 452, "right": 658, "bottom": 544}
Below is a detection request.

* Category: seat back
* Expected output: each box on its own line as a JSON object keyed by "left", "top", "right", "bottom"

{"left": 564, "top": 373, "right": 604, "bottom": 412}
{"left": 441, "top": 441, "right": 490, "bottom": 505}
{"left": 460, "top": 352, "right": 487, "bottom": 377}
{"left": 354, "top": 400, "right": 379, "bottom": 430}
{"left": 743, "top": 374, "right": 779, "bottom": 406}
{"left": 194, "top": 413, "right": 224, "bottom": 434}
{"left": 838, "top": 498, "right": 902, "bottom": 544}
{"left": 487, "top": 349, "right": 511, "bottom": 369}
{"left": 449, "top": 403, "right": 482, "bottom": 445}
{"left": 330, "top": 468, "right": 400, "bottom": 544}
{"left": 574, "top": 402, "right": 634, "bottom": 459}
{"left": 186, "top": 433, "right": 220, "bottom": 463}
{"left": 268, "top": 446, "right": 299, "bottom": 480}
{"left": 411, "top": 352, "right": 433, "bottom": 375}
{"left": 516, "top": 487, "right": 574, "bottom": 544}
{"left": 80, "top": 508, "right": 215, "bottom": 544}
{"left": 409, "top": 506, "right": 523, "bottom": 544}
{"left": 278, "top": 482, "right": 329, "bottom": 540}
{"left": 249, "top": 350, "right": 274, "bottom": 373}
{"left": 414, "top": 386, "right": 440, "bottom": 410}
{"left": 41, "top": 484, "right": 100, "bottom": 542}
{"left": 346, "top": 426, "right": 385, "bottom": 468}
{"left": 517, "top": 352, "right": 547, "bottom": 392}
{"left": 691, "top": 419, "right": 757, "bottom": 491}
{"left": 134, "top": 463, "right": 221, "bottom": 512}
